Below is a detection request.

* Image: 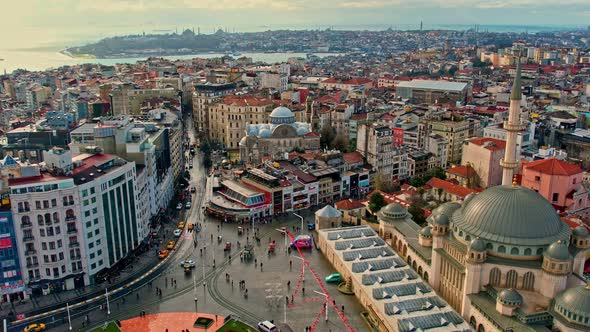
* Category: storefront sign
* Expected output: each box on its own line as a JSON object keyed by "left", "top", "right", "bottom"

{"left": 0, "top": 238, "right": 12, "bottom": 249}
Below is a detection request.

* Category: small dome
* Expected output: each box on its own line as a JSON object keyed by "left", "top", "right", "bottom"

{"left": 431, "top": 214, "right": 450, "bottom": 226}
{"left": 380, "top": 203, "right": 408, "bottom": 219}
{"left": 270, "top": 106, "right": 295, "bottom": 125}
{"left": 431, "top": 202, "right": 461, "bottom": 218}
{"left": 573, "top": 226, "right": 589, "bottom": 238}
{"left": 544, "top": 240, "right": 572, "bottom": 262}
{"left": 315, "top": 205, "right": 341, "bottom": 219}
{"left": 259, "top": 129, "right": 272, "bottom": 138}
{"left": 239, "top": 137, "right": 248, "bottom": 146}
{"left": 554, "top": 284, "right": 590, "bottom": 324}
{"left": 469, "top": 237, "right": 486, "bottom": 252}
{"left": 296, "top": 127, "right": 309, "bottom": 136}
{"left": 419, "top": 226, "right": 432, "bottom": 238}
{"left": 247, "top": 126, "right": 259, "bottom": 137}
{"left": 498, "top": 288, "right": 523, "bottom": 307}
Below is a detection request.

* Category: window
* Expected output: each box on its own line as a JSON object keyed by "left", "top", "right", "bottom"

{"left": 57, "top": 240, "right": 62, "bottom": 248}
{"left": 46, "top": 268, "right": 50, "bottom": 276}
{"left": 49, "top": 242, "right": 55, "bottom": 250}
{"left": 94, "top": 229, "right": 99, "bottom": 235}
{"left": 82, "top": 190, "right": 88, "bottom": 197}
{"left": 90, "top": 253, "right": 95, "bottom": 259}
{"left": 552, "top": 193, "right": 559, "bottom": 202}
{"left": 98, "top": 259, "right": 103, "bottom": 266}
{"left": 89, "top": 242, "right": 94, "bottom": 249}
{"left": 97, "top": 249, "right": 102, "bottom": 255}
{"left": 59, "top": 252, "right": 64, "bottom": 260}
{"left": 534, "top": 176, "right": 540, "bottom": 181}
{"left": 91, "top": 263, "right": 96, "bottom": 269}
{"left": 61, "top": 265, "right": 65, "bottom": 273}
{"left": 51, "top": 199, "right": 57, "bottom": 207}
{"left": 498, "top": 245, "right": 506, "bottom": 253}
{"left": 42, "top": 243, "right": 47, "bottom": 250}
{"left": 40, "top": 229, "right": 45, "bottom": 237}
{"left": 43, "top": 255, "right": 49, "bottom": 263}
{"left": 90, "top": 188, "right": 95, "bottom": 194}
{"left": 55, "top": 226, "right": 60, "bottom": 235}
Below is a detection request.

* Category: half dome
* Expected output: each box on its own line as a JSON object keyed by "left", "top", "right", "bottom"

{"left": 452, "top": 185, "right": 570, "bottom": 246}
{"left": 269, "top": 106, "right": 295, "bottom": 124}
{"left": 554, "top": 284, "right": 590, "bottom": 327}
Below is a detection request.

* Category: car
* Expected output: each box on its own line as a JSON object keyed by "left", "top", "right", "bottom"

{"left": 307, "top": 223, "right": 316, "bottom": 230}
{"left": 325, "top": 273, "right": 342, "bottom": 284}
{"left": 24, "top": 323, "right": 46, "bottom": 332}
{"left": 189, "top": 164, "right": 193, "bottom": 169}
{"left": 257, "top": 320, "right": 277, "bottom": 332}
{"left": 185, "top": 202, "right": 192, "bottom": 209}
{"left": 173, "top": 229, "right": 182, "bottom": 237}
{"left": 158, "top": 250, "right": 169, "bottom": 259}
{"left": 166, "top": 240, "right": 176, "bottom": 250}
{"left": 180, "top": 259, "right": 196, "bottom": 268}
{"left": 176, "top": 203, "right": 183, "bottom": 210}
{"left": 190, "top": 187, "right": 196, "bottom": 193}
{"left": 188, "top": 224, "right": 195, "bottom": 231}
{"left": 178, "top": 222, "right": 185, "bottom": 229}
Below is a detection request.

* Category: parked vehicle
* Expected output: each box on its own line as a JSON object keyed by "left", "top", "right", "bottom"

{"left": 307, "top": 223, "right": 316, "bottom": 230}
{"left": 173, "top": 229, "right": 182, "bottom": 237}
{"left": 180, "top": 260, "right": 195, "bottom": 268}
{"left": 257, "top": 321, "right": 277, "bottom": 332}
{"left": 24, "top": 323, "right": 46, "bottom": 332}
{"left": 325, "top": 273, "right": 342, "bottom": 284}
{"left": 290, "top": 235, "right": 313, "bottom": 249}
{"left": 166, "top": 240, "right": 176, "bottom": 250}
{"left": 158, "top": 250, "right": 169, "bottom": 259}
{"left": 185, "top": 202, "right": 192, "bottom": 209}
{"left": 176, "top": 203, "right": 183, "bottom": 210}
{"left": 177, "top": 222, "right": 185, "bottom": 229}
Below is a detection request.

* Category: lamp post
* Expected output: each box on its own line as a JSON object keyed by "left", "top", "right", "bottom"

{"left": 293, "top": 213, "right": 304, "bottom": 233}
{"left": 292, "top": 255, "right": 305, "bottom": 282}
{"left": 193, "top": 274, "right": 198, "bottom": 302}
{"left": 105, "top": 288, "right": 111, "bottom": 315}
{"left": 66, "top": 302, "right": 72, "bottom": 330}
{"left": 275, "top": 228, "right": 288, "bottom": 251}
{"left": 313, "top": 291, "right": 329, "bottom": 322}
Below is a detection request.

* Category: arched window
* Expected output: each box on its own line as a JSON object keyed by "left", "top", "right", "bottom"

{"left": 21, "top": 216, "right": 30, "bottom": 225}
{"left": 424, "top": 272, "right": 429, "bottom": 282}
{"left": 66, "top": 209, "right": 75, "bottom": 218}
{"left": 459, "top": 231, "right": 464, "bottom": 237}
{"left": 470, "top": 316, "right": 477, "bottom": 328}
{"left": 506, "top": 270, "right": 518, "bottom": 288}
{"left": 489, "top": 267, "right": 501, "bottom": 286}
{"left": 44, "top": 213, "right": 51, "bottom": 223}
{"left": 408, "top": 257, "right": 413, "bottom": 266}
{"left": 498, "top": 245, "right": 506, "bottom": 253}
{"left": 536, "top": 248, "right": 543, "bottom": 255}
{"left": 524, "top": 248, "right": 532, "bottom": 256}
{"left": 53, "top": 212, "right": 59, "bottom": 223}
{"left": 485, "top": 243, "right": 493, "bottom": 250}
{"left": 522, "top": 272, "right": 535, "bottom": 290}
{"left": 412, "top": 261, "right": 417, "bottom": 270}
{"left": 418, "top": 266, "right": 423, "bottom": 276}
{"left": 37, "top": 215, "right": 44, "bottom": 226}
{"left": 466, "top": 235, "right": 471, "bottom": 241}
{"left": 510, "top": 247, "right": 519, "bottom": 255}
{"left": 477, "top": 324, "right": 485, "bottom": 332}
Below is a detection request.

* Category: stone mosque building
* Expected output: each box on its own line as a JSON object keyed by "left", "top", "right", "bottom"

{"left": 239, "top": 106, "right": 320, "bottom": 164}
{"left": 376, "top": 62, "right": 590, "bottom": 332}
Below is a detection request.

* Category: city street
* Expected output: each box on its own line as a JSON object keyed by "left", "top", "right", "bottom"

{"left": 11, "top": 115, "right": 367, "bottom": 332}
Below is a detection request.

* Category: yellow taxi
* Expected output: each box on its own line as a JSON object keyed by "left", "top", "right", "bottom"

{"left": 24, "top": 323, "right": 46, "bottom": 332}
{"left": 188, "top": 223, "right": 195, "bottom": 231}
{"left": 158, "top": 250, "right": 169, "bottom": 259}
{"left": 166, "top": 240, "right": 176, "bottom": 250}
{"left": 177, "top": 221, "right": 185, "bottom": 229}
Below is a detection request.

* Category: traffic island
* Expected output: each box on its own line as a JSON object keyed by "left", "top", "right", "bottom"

{"left": 216, "top": 319, "right": 257, "bottom": 332}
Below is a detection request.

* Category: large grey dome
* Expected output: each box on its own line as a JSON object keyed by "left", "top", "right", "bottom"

{"left": 379, "top": 203, "right": 408, "bottom": 220}
{"left": 498, "top": 289, "right": 523, "bottom": 307}
{"left": 452, "top": 185, "right": 570, "bottom": 246}
{"left": 431, "top": 214, "right": 450, "bottom": 226}
{"left": 269, "top": 106, "right": 295, "bottom": 124}
{"left": 544, "top": 240, "right": 572, "bottom": 261}
{"left": 554, "top": 284, "right": 590, "bottom": 328}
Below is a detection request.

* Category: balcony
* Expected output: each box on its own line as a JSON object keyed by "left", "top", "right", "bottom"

{"left": 67, "top": 228, "right": 78, "bottom": 234}
{"left": 65, "top": 216, "right": 76, "bottom": 221}
{"left": 25, "top": 250, "right": 37, "bottom": 256}
{"left": 20, "top": 223, "right": 32, "bottom": 229}
{"left": 23, "top": 235, "right": 35, "bottom": 242}
{"left": 68, "top": 242, "right": 80, "bottom": 248}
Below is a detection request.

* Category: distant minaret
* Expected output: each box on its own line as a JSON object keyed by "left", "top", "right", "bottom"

{"left": 198, "top": 26, "right": 200, "bottom": 35}
{"left": 420, "top": 21, "right": 423, "bottom": 31}
{"left": 500, "top": 60, "right": 525, "bottom": 185}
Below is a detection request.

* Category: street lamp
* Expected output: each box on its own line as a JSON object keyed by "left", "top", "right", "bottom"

{"left": 275, "top": 228, "right": 288, "bottom": 250}
{"left": 105, "top": 288, "right": 111, "bottom": 315}
{"left": 292, "top": 255, "right": 305, "bottom": 282}
{"left": 66, "top": 302, "right": 72, "bottom": 330}
{"left": 313, "top": 291, "right": 329, "bottom": 321}
{"left": 293, "top": 213, "right": 304, "bottom": 233}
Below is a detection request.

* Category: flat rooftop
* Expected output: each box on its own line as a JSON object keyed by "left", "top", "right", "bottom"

{"left": 397, "top": 80, "right": 468, "bottom": 92}
{"left": 221, "top": 180, "right": 264, "bottom": 198}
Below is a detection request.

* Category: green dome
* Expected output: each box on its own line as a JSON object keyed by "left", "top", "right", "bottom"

{"left": 380, "top": 203, "right": 408, "bottom": 219}
{"left": 544, "top": 240, "right": 571, "bottom": 262}
{"left": 431, "top": 214, "right": 450, "bottom": 226}
{"left": 469, "top": 238, "right": 486, "bottom": 252}
{"left": 453, "top": 185, "right": 571, "bottom": 246}
{"left": 498, "top": 288, "right": 523, "bottom": 306}
{"left": 554, "top": 284, "right": 590, "bottom": 326}
{"left": 419, "top": 226, "right": 432, "bottom": 238}
{"left": 573, "top": 226, "right": 589, "bottom": 238}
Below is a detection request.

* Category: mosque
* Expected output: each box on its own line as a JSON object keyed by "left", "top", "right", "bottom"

{"left": 239, "top": 105, "right": 320, "bottom": 164}
{"left": 377, "top": 63, "right": 590, "bottom": 332}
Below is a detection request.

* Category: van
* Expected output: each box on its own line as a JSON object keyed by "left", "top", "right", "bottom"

{"left": 256, "top": 320, "right": 277, "bottom": 332}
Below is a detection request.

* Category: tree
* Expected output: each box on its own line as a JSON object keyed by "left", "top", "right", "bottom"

{"left": 332, "top": 133, "right": 349, "bottom": 152}
{"left": 409, "top": 176, "right": 426, "bottom": 188}
{"left": 203, "top": 155, "right": 212, "bottom": 169}
{"left": 368, "top": 192, "right": 387, "bottom": 214}
{"left": 320, "top": 124, "right": 336, "bottom": 149}
{"left": 200, "top": 140, "right": 211, "bottom": 154}
{"left": 408, "top": 204, "right": 427, "bottom": 225}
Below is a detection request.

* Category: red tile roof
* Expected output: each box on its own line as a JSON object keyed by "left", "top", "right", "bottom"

{"left": 335, "top": 199, "right": 365, "bottom": 210}
{"left": 468, "top": 137, "right": 506, "bottom": 152}
{"left": 523, "top": 158, "right": 582, "bottom": 176}
{"left": 446, "top": 165, "right": 475, "bottom": 178}
{"left": 350, "top": 113, "right": 368, "bottom": 121}
{"left": 343, "top": 152, "right": 364, "bottom": 165}
{"left": 426, "top": 177, "right": 476, "bottom": 198}
{"left": 343, "top": 77, "right": 372, "bottom": 85}
{"left": 304, "top": 132, "right": 320, "bottom": 138}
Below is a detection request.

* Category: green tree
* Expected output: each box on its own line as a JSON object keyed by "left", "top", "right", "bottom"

{"left": 408, "top": 204, "right": 427, "bottom": 225}
{"left": 332, "top": 133, "right": 349, "bottom": 152}
{"left": 320, "top": 124, "right": 336, "bottom": 149}
{"left": 409, "top": 176, "right": 426, "bottom": 187}
{"left": 203, "top": 155, "right": 212, "bottom": 169}
{"left": 368, "top": 192, "right": 387, "bottom": 214}
{"left": 200, "top": 140, "right": 211, "bottom": 154}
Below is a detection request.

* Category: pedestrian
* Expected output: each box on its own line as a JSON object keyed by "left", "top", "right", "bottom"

{"left": 287, "top": 280, "right": 291, "bottom": 288}
{"left": 291, "top": 294, "right": 294, "bottom": 304}
{"left": 231, "top": 280, "right": 234, "bottom": 288}
{"left": 289, "top": 259, "right": 292, "bottom": 269}
{"left": 260, "top": 262, "right": 263, "bottom": 270}
{"left": 333, "top": 299, "right": 336, "bottom": 305}
{"left": 341, "top": 305, "right": 344, "bottom": 312}
{"left": 302, "top": 287, "right": 305, "bottom": 295}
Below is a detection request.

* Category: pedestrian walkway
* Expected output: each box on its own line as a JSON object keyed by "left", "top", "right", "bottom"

{"left": 120, "top": 312, "right": 226, "bottom": 332}
{"left": 0, "top": 218, "right": 182, "bottom": 320}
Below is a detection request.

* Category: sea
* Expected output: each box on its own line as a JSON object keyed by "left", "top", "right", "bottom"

{"left": 0, "top": 23, "right": 585, "bottom": 74}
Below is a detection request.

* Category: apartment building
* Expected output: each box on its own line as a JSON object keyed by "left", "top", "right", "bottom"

{"left": 191, "top": 83, "right": 236, "bottom": 134}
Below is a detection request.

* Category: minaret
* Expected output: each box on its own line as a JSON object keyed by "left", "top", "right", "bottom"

{"left": 500, "top": 60, "right": 525, "bottom": 185}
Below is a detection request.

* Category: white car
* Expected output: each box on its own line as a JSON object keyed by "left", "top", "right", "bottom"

{"left": 257, "top": 321, "right": 277, "bottom": 332}
{"left": 180, "top": 260, "right": 195, "bottom": 268}
{"left": 185, "top": 202, "right": 192, "bottom": 209}
{"left": 176, "top": 203, "right": 183, "bottom": 210}
{"left": 173, "top": 229, "right": 182, "bottom": 237}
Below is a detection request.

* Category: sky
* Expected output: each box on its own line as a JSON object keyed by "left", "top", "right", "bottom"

{"left": 1, "top": 0, "right": 590, "bottom": 49}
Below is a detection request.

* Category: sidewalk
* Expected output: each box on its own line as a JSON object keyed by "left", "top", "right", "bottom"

{"left": 0, "top": 212, "right": 184, "bottom": 321}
